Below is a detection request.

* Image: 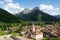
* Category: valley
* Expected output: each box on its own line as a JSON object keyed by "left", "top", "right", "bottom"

{"left": 0, "top": 8, "right": 60, "bottom": 40}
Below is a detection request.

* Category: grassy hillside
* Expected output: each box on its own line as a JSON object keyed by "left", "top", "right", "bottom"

{"left": 0, "top": 8, "right": 20, "bottom": 23}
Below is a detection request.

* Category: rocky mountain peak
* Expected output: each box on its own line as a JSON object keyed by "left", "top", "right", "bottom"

{"left": 22, "top": 8, "right": 31, "bottom": 14}
{"left": 33, "top": 7, "right": 40, "bottom": 10}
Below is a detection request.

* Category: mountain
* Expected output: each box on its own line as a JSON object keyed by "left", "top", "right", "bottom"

{"left": 0, "top": 8, "right": 20, "bottom": 23}
{"left": 29, "top": 7, "right": 60, "bottom": 21}
{"left": 54, "top": 15, "right": 60, "bottom": 18}
{"left": 21, "top": 8, "right": 31, "bottom": 14}
{"left": 16, "top": 8, "right": 31, "bottom": 20}
{"left": 15, "top": 7, "right": 60, "bottom": 22}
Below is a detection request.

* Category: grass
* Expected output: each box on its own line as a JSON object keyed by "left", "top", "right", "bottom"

{"left": 57, "top": 27, "right": 60, "bottom": 30}
{"left": 42, "top": 38, "right": 60, "bottom": 40}
{"left": 11, "top": 32, "right": 19, "bottom": 37}
{"left": 0, "top": 30, "right": 19, "bottom": 37}
{"left": 0, "top": 31, "right": 9, "bottom": 36}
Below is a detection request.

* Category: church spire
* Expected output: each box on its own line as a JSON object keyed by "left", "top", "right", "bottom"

{"left": 32, "top": 23, "right": 36, "bottom": 32}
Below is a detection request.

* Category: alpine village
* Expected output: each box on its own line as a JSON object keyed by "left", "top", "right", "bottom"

{"left": 0, "top": 7, "right": 60, "bottom": 40}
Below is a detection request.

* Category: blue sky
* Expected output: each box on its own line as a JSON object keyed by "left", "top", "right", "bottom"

{"left": 0, "top": 0, "right": 60, "bottom": 15}
{"left": 13, "top": 0, "right": 60, "bottom": 8}
{"left": 20, "top": 0, "right": 60, "bottom": 8}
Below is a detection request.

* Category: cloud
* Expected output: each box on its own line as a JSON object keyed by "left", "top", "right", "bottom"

{"left": 0, "top": 0, "right": 34, "bottom": 14}
{"left": 4, "top": 0, "right": 13, "bottom": 3}
{"left": 4, "top": 3, "right": 24, "bottom": 14}
{"left": 39, "top": 4, "right": 54, "bottom": 11}
{"left": 28, "top": 7, "right": 32, "bottom": 10}
{"left": 39, "top": 4, "right": 60, "bottom": 15}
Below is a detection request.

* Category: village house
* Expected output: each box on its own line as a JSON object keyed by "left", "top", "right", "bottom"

{"left": 27, "top": 24, "right": 43, "bottom": 40}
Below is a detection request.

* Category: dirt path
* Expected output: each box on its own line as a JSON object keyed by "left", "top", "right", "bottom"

{"left": 16, "top": 36, "right": 33, "bottom": 40}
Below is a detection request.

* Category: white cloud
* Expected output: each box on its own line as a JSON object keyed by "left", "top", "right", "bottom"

{"left": 28, "top": 7, "right": 32, "bottom": 10}
{"left": 0, "top": 0, "right": 33, "bottom": 14}
{"left": 0, "top": 0, "right": 32, "bottom": 14}
{"left": 4, "top": 0, "right": 13, "bottom": 3}
{"left": 4, "top": 3, "right": 24, "bottom": 14}
{"left": 39, "top": 4, "right": 54, "bottom": 11}
{"left": 39, "top": 4, "right": 60, "bottom": 15}
{"left": 55, "top": 8, "right": 59, "bottom": 11}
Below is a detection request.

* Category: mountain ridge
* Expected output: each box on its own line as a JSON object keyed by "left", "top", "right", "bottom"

{"left": 0, "top": 8, "right": 20, "bottom": 23}
{"left": 15, "top": 7, "right": 60, "bottom": 22}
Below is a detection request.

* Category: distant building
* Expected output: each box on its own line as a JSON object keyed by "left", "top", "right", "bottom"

{"left": 35, "top": 29, "right": 43, "bottom": 40}
{"left": 31, "top": 24, "right": 43, "bottom": 40}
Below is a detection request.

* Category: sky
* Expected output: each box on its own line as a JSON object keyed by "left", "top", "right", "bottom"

{"left": 0, "top": 0, "right": 60, "bottom": 15}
